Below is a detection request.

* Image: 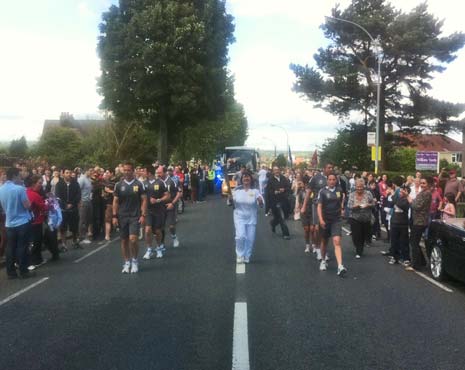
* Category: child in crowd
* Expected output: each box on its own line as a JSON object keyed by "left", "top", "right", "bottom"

{"left": 442, "top": 193, "right": 456, "bottom": 221}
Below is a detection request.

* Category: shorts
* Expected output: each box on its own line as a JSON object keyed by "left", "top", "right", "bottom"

{"left": 321, "top": 220, "right": 343, "bottom": 239}
{"left": 104, "top": 204, "right": 113, "bottom": 224}
{"left": 79, "top": 200, "right": 93, "bottom": 227}
{"left": 61, "top": 209, "right": 79, "bottom": 234}
{"left": 300, "top": 212, "right": 313, "bottom": 227}
{"left": 311, "top": 203, "right": 320, "bottom": 225}
{"left": 146, "top": 210, "right": 166, "bottom": 230}
{"left": 119, "top": 216, "right": 140, "bottom": 239}
{"left": 166, "top": 207, "right": 177, "bottom": 227}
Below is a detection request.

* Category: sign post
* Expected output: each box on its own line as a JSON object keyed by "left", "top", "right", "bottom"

{"left": 416, "top": 151, "right": 439, "bottom": 173}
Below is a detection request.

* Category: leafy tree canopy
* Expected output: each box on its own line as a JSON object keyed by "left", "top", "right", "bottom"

{"left": 98, "top": 0, "right": 235, "bottom": 162}
{"left": 291, "top": 0, "right": 465, "bottom": 169}
{"left": 8, "top": 136, "right": 28, "bottom": 158}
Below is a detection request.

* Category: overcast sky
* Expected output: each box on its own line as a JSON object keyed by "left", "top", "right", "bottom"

{"left": 1, "top": 0, "right": 464, "bottom": 150}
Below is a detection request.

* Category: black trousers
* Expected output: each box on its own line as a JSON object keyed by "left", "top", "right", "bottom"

{"left": 410, "top": 225, "right": 427, "bottom": 269}
{"left": 43, "top": 226, "right": 60, "bottom": 260}
{"left": 390, "top": 224, "right": 409, "bottom": 261}
{"left": 350, "top": 219, "right": 371, "bottom": 255}
{"left": 30, "top": 223, "right": 44, "bottom": 265}
{"left": 270, "top": 203, "right": 290, "bottom": 237}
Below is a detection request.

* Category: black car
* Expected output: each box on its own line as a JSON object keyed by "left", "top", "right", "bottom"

{"left": 427, "top": 218, "right": 465, "bottom": 282}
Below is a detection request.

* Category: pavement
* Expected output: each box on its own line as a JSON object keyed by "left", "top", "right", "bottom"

{"left": 1, "top": 196, "right": 465, "bottom": 370}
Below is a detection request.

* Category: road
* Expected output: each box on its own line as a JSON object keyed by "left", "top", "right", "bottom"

{"left": 1, "top": 196, "right": 465, "bottom": 370}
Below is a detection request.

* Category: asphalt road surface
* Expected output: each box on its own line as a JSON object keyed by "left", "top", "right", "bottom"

{"left": 1, "top": 195, "right": 465, "bottom": 370}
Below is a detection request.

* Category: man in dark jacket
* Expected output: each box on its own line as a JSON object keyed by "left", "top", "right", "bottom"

{"left": 267, "top": 166, "right": 291, "bottom": 239}
{"left": 55, "top": 168, "right": 81, "bottom": 250}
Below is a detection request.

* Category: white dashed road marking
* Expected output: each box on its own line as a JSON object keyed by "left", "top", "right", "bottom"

{"left": 0, "top": 277, "right": 50, "bottom": 307}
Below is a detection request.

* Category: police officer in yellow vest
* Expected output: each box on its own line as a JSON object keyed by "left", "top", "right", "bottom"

{"left": 207, "top": 166, "right": 215, "bottom": 194}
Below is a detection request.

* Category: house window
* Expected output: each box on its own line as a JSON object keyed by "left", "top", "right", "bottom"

{"left": 451, "top": 152, "right": 462, "bottom": 163}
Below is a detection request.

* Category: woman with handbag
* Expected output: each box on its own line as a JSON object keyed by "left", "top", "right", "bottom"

{"left": 348, "top": 178, "right": 374, "bottom": 259}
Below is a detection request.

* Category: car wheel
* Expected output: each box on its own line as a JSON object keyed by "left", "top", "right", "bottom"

{"left": 430, "top": 245, "right": 445, "bottom": 281}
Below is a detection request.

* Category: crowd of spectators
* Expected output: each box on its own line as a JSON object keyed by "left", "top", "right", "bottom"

{"left": 0, "top": 161, "right": 220, "bottom": 276}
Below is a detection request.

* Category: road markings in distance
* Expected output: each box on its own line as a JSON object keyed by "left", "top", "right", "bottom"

{"left": 0, "top": 277, "right": 50, "bottom": 307}
{"left": 232, "top": 302, "right": 250, "bottom": 370}
{"left": 342, "top": 226, "right": 350, "bottom": 234}
{"left": 413, "top": 270, "right": 453, "bottom": 293}
{"left": 236, "top": 263, "right": 245, "bottom": 274}
{"left": 74, "top": 238, "right": 119, "bottom": 263}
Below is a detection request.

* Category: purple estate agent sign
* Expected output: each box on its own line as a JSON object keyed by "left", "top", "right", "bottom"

{"left": 416, "top": 151, "right": 439, "bottom": 171}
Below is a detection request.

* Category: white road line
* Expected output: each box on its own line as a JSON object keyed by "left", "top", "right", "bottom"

{"left": 0, "top": 277, "right": 49, "bottom": 307}
{"left": 236, "top": 263, "right": 245, "bottom": 274}
{"left": 232, "top": 302, "right": 250, "bottom": 370}
{"left": 74, "top": 238, "right": 118, "bottom": 263}
{"left": 342, "top": 226, "right": 350, "bottom": 234}
{"left": 413, "top": 270, "right": 453, "bottom": 293}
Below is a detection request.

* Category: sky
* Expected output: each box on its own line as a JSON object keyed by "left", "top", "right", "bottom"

{"left": 1, "top": 0, "right": 465, "bottom": 151}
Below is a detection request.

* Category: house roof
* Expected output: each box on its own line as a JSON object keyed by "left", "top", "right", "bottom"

{"left": 404, "top": 134, "right": 463, "bottom": 152}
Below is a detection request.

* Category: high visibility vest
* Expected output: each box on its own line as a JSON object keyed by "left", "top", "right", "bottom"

{"left": 207, "top": 170, "right": 215, "bottom": 181}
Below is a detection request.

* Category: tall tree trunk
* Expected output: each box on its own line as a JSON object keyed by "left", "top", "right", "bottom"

{"left": 158, "top": 115, "right": 168, "bottom": 164}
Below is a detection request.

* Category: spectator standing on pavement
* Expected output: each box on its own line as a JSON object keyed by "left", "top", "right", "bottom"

{"left": 0, "top": 167, "right": 32, "bottom": 279}
{"left": 389, "top": 184, "right": 411, "bottom": 266}
{"left": 445, "top": 169, "right": 463, "bottom": 206}
{"left": 27, "top": 175, "right": 50, "bottom": 266}
{"left": 232, "top": 171, "right": 264, "bottom": 263}
{"left": 112, "top": 162, "right": 147, "bottom": 274}
{"left": 408, "top": 176, "right": 433, "bottom": 271}
{"left": 441, "top": 193, "right": 456, "bottom": 220}
{"left": 55, "top": 168, "right": 81, "bottom": 251}
{"left": 317, "top": 173, "right": 347, "bottom": 277}
{"left": 267, "top": 166, "right": 291, "bottom": 240}
{"left": 347, "top": 178, "right": 374, "bottom": 259}
{"left": 78, "top": 168, "right": 93, "bottom": 244}
{"left": 368, "top": 180, "right": 381, "bottom": 240}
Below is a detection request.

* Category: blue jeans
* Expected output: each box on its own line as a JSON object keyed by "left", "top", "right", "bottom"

{"left": 6, "top": 222, "right": 31, "bottom": 276}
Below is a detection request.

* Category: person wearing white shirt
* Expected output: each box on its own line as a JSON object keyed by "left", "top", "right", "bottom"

{"left": 258, "top": 165, "right": 268, "bottom": 195}
{"left": 232, "top": 171, "right": 264, "bottom": 264}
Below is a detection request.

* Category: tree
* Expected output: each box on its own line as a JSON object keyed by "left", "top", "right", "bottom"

{"left": 273, "top": 154, "right": 287, "bottom": 168}
{"left": 385, "top": 147, "right": 416, "bottom": 173}
{"left": 291, "top": 0, "right": 465, "bottom": 170}
{"left": 36, "top": 127, "right": 82, "bottom": 168}
{"left": 8, "top": 136, "right": 28, "bottom": 158}
{"left": 319, "top": 123, "right": 372, "bottom": 171}
{"left": 173, "top": 75, "right": 248, "bottom": 161}
{"left": 98, "top": 0, "right": 235, "bottom": 163}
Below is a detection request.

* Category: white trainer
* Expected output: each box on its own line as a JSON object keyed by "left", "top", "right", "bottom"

{"left": 143, "top": 248, "right": 153, "bottom": 260}
{"left": 236, "top": 256, "right": 244, "bottom": 264}
{"left": 337, "top": 265, "right": 347, "bottom": 277}
{"left": 173, "top": 237, "right": 180, "bottom": 248}
{"left": 130, "top": 260, "right": 139, "bottom": 273}
{"left": 319, "top": 260, "right": 327, "bottom": 271}
{"left": 316, "top": 249, "right": 322, "bottom": 261}
{"left": 82, "top": 239, "right": 92, "bottom": 245}
{"left": 304, "top": 245, "right": 311, "bottom": 253}
{"left": 122, "top": 262, "right": 131, "bottom": 274}
{"left": 156, "top": 247, "right": 164, "bottom": 258}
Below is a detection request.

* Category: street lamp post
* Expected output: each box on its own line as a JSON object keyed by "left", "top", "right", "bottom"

{"left": 325, "top": 16, "right": 383, "bottom": 174}
{"left": 262, "top": 136, "right": 277, "bottom": 158}
{"left": 270, "top": 124, "right": 290, "bottom": 166}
